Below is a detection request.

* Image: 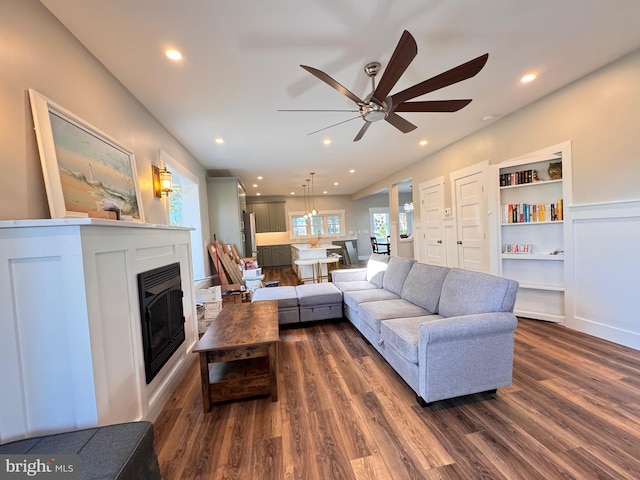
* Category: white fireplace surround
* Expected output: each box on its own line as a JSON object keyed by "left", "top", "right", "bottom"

{"left": 0, "top": 219, "right": 197, "bottom": 444}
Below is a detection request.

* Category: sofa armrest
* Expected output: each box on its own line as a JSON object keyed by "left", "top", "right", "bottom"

{"left": 417, "top": 312, "right": 517, "bottom": 403}
{"left": 419, "top": 312, "right": 517, "bottom": 345}
{"left": 331, "top": 268, "right": 367, "bottom": 282}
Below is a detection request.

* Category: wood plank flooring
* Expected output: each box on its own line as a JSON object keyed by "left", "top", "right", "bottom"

{"left": 154, "top": 267, "right": 640, "bottom": 479}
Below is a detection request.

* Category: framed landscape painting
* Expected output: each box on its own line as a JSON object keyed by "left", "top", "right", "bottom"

{"left": 29, "top": 89, "right": 144, "bottom": 221}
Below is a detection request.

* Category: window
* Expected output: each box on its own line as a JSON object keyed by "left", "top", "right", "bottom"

{"left": 162, "top": 151, "right": 205, "bottom": 281}
{"left": 370, "top": 207, "right": 390, "bottom": 239}
{"left": 289, "top": 210, "right": 345, "bottom": 239}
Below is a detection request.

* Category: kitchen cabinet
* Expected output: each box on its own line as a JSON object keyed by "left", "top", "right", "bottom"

{"left": 257, "top": 244, "right": 292, "bottom": 267}
{"left": 249, "top": 202, "right": 286, "bottom": 233}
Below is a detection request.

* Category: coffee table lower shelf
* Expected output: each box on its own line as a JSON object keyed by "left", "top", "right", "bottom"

{"left": 207, "top": 356, "right": 273, "bottom": 403}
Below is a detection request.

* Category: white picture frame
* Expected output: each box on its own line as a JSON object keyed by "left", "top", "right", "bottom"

{"left": 29, "top": 89, "right": 145, "bottom": 222}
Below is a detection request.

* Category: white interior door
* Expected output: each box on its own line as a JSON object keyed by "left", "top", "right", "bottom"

{"left": 419, "top": 178, "right": 446, "bottom": 266}
{"left": 451, "top": 164, "right": 489, "bottom": 272}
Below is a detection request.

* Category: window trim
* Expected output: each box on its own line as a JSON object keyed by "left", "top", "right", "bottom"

{"left": 288, "top": 209, "right": 346, "bottom": 240}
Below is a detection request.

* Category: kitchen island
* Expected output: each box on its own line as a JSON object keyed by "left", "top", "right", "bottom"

{"left": 291, "top": 243, "right": 342, "bottom": 282}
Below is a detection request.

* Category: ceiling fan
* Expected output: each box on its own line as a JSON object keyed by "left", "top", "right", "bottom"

{"left": 280, "top": 30, "right": 489, "bottom": 142}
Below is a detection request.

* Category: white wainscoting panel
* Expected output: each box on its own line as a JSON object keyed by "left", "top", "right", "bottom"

{"left": 565, "top": 201, "right": 640, "bottom": 350}
{"left": 0, "top": 220, "right": 197, "bottom": 443}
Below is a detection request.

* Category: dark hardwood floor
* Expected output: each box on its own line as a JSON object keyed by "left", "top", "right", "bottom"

{"left": 154, "top": 266, "right": 640, "bottom": 479}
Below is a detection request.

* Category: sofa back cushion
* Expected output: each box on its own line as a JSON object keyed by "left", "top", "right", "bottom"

{"left": 438, "top": 268, "right": 519, "bottom": 317}
{"left": 400, "top": 263, "right": 450, "bottom": 313}
{"left": 367, "top": 253, "right": 391, "bottom": 287}
{"left": 381, "top": 256, "right": 415, "bottom": 295}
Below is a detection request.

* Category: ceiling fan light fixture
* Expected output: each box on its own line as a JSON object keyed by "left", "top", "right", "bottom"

{"left": 294, "top": 30, "right": 487, "bottom": 141}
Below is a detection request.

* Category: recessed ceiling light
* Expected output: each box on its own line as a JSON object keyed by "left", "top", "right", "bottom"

{"left": 323, "top": 190, "right": 328, "bottom": 194}
{"left": 323, "top": 138, "right": 332, "bottom": 145}
{"left": 257, "top": 176, "right": 263, "bottom": 180}
{"left": 333, "top": 182, "right": 339, "bottom": 186}
{"left": 419, "top": 139, "right": 429, "bottom": 146}
{"left": 349, "top": 169, "right": 355, "bottom": 173}
{"left": 164, "top": 48, "right": 182, "bottom": 61}
{"left": 521, "top": 72, "right": 537, "bottom": 83}
{"left": 214, "top": 137, "right": 224, "bottom": 144}
{"left": 256, "top": 192, "right": 261, "bottom": 196}
{"left": 290, "top": 192, "right": 295, "bottom": 195}
{"left": 252, "top": 184, "right": 258, "bottom": 188}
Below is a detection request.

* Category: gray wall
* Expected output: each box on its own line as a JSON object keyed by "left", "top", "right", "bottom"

{"left": 0, "top": 0, "right": 208, "bottom": 230}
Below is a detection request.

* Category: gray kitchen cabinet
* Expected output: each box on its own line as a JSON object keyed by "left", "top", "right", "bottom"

{"left": 249, "top": 202, "right": 286, "bottom": 233}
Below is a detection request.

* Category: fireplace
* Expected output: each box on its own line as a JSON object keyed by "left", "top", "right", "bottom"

{"left": 137, "top": 262, "right": 185, "bottom": 384}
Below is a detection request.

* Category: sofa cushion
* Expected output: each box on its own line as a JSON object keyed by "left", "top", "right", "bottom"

{"left": 343, "top": 288, "right": 399, "bottom": 313}
{"left": 360, "top": 298, "right": 429, "bottom": 333}
{"left": 381, "top": 257, "right": 415, "bottom": 295}
{"left": 366, "top": 253, "right": 391, "bottom": 287}
{"left": 400, "top": 263, "right": 449, "bottom": 313}
{"left": 252, "top": 286, "right": 298, "bottom": 308}
{"left": 296, "top": 282, "right": 342, "bottom": 306}
{"left": 438, "top": 268, "right": 519, "bottom": 317}
{"left": 381, "top": 315, "right": 443, "bottom": 364}
{"left": 333, "top": 280, "right": 379, "bottom": 293}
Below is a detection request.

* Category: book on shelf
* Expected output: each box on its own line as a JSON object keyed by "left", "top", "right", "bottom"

{"left": 499, "top": 169, "right": 536, "bottom": 186}
{"left": 501, "top": 199, "right": 563, "bottom": 224}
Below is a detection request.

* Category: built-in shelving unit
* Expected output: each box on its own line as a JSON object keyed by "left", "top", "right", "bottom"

{"left": 496, "top": 142, "right": 571, "bottom": 323}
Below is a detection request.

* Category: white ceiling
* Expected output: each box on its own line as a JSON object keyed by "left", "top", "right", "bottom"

{"left": 41, "top": 0, "right": 640, "bottom": 197}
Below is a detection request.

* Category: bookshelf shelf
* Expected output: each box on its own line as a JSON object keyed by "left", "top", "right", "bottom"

{"left": 495, "top": 142, "right": 571, "bottom": 323}
{"left": 501, "top": 253, "right": 564, "bottom": 261}
{"left": 501, "top": 221, "right": 563, "bottom": 226}
{"left": 499, "top": 179, "right": 563, "bottom": 190}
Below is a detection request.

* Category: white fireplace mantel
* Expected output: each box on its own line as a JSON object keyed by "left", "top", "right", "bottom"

{"left": 0, "top": 219, "right": 197, "bottom": 443}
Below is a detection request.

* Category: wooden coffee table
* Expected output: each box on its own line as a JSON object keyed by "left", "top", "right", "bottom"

{"left": 193, "top": 300, "right": 279, "bottom": 412}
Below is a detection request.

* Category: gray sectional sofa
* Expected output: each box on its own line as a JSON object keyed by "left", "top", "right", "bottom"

{"left": 332, "top": 254, "right": 519, "bottom": 405}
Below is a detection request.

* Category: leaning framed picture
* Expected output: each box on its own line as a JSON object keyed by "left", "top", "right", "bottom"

{"left": 29, "top": 89, "right": 145, "bottom": 222}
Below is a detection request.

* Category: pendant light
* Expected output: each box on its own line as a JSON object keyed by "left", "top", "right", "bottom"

{"left": 309, "top": 172, "right": 318, "bottom": 216}
{"left": 302, "top": 183, "right": 309, "bottom": 219}
{"left": 305, "top": 178, "right": 312, "bottom": 218}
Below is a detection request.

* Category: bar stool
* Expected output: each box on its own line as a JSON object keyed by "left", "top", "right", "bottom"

{"left": 316, "top": 255, "right": 341, "bottom": 282}
{"left": 295, "top": 259, "right": 318, "bottom": 284}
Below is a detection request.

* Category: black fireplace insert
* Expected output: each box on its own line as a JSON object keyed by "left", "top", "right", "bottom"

{"left": 137, "top": 262, "right": 185, "bottom": 384}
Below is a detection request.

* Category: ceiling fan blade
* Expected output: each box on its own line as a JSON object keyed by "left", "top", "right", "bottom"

{"left": 278, "top": 109, "right": 359, "bottom": 112}
{"left": 300, "top": 65, "right": 364, "bottom": 105}
{"left": 353, "top": 122, "right": 371, "bottom": 142}
{"left": 385, "top": 112, "right": 417, "bottom": 133}
{"left": 390, "top": 53, "right": 489, "bottom": 106}
{"left": 372, "top": 30, "right": 418, "bottom": 104}
{"left": 394, "top": 99, "right": 472, "bottom": 112}
{"left": 307, "top": 115, "right": 361, "bottom": 136}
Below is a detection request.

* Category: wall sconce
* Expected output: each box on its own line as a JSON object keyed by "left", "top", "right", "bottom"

{"left": 152, "top": 165, "right": 173, "bottom": 198}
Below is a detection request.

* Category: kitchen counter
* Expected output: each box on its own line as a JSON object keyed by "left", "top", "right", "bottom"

{"left": 291, "top": 243, "right": 343, "bottom": 253}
